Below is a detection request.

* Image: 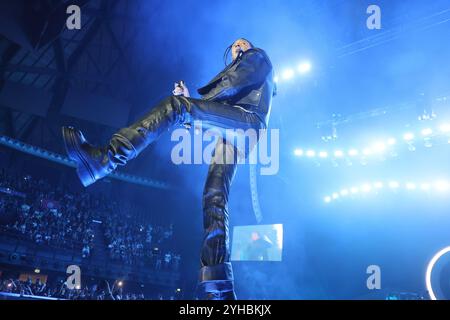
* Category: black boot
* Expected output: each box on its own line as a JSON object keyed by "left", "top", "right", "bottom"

{"left": 197, "top": 262, "right": 237, "bottom": 300}
{"left": 62, "top": 127, "right": 144, "bottom": 187}
{"left": 62, "top": 96, "right": 188, "bottom": 187}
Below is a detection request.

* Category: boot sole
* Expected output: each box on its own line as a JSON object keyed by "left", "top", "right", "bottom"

{"left": 62, "top": 126, "right": 97, "bottom": 187}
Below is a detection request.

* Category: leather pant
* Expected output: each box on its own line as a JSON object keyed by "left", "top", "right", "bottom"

{"left": 108, "top": 95, "right": 264, "bottom": 299}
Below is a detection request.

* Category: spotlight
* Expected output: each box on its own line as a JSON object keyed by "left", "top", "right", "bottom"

{"left": 319, "top": 151, "right": 328, "bottom": 158}
{"left": 340, "top": 189, "right": 349, "bottom": 196}
{"left": 361, "top": 184, "right": 372, "bottom": 193}
{"left": 118, "top": 281, "right": 123, "bottom": 287}
{"left": 362, "top": 148, "right": 372, "bottom": 156}
{"left": 176, "top": 288, "right": 182, "bottom": 292}
{"left": 297, "top": 61, "right": 312, "bottom": 74}
{"left": 334, "top": 150, "right": 344, "bottom": 158}
{"left": 324, "top": 196, "right": 332, "bottom": 203}
{"left": 421, "top": 128, "right": 433, "bottom": 136}
{"left": 332, "top": 193, "right": 339, "bottom": 199}
{"left": 373, "top": 142, "right": 386, "bottom": 153}
{"left": 294, "top": 149, "right": 304, "bottom": 156}
{"left": 374, "top": 182, "right": 383, "bottom": 189}
{"left": 406, "top": 182, "right": 416, "bottom": 190}
{"left": 274, "top": 76, "right": 279, "bottom": 83}
{"left": 351, "top": 187, "right": 359, "bottom": 194}
{"left": 282, "top": 69, "right": 295, "bottom": 80}
{"left": 34, "top": 268, "right": 40, "bottom": 274}
{"left": 403, "top": 132, "right": 415, "bottom": 141}
{"left": 387, "top": 138, "right": 397, "bottom": 145}
{"left": 7, "top": 283, "right": 12, "bottom": 288}
{"left": 306, "top": 150, "right": 316, "bottom": 157}
{"left": 75, "top": 285, "right": 81, "bottom": 290}
{"left": 348, "top": 149, "right": 359, "bottom": 156}
{"left": 421, "top": 183, "right": 431, "bottom": 191}
{"left": 434, "top": 180, "right": 449, "bottom": 192}
{"left": 439, "top": 123, "right": 450, "bottom": 133}
{"left": 389, "top": 181, "right": 400, "bottom": 189}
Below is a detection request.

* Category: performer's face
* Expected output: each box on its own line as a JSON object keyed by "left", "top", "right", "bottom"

{"left": 231, "top": 39, "right": 252, "bottom": 61}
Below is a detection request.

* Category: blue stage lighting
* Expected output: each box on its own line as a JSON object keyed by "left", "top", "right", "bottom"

{"left": 389, "top": 181, "right": 400, "bottom": 189}
{"left": 294, "top": 148, "right": 304, "bottom": 156}
{"left": 387, "top": 138, "right": 397, "bottom": 145}
{"left": 334, "top": 150, "right": 344, "bottom": 158}
{"left": 306, "top": 150, "right": 316, "bottom": 157}
{"left": 362, "top": 148, "right": 372, "bottom": 156}
{"left": 319, "top": 151, "right": 328, "bottom": 158}
{"left": 440, "top": 123, "right": 450, "bottom": 133}
{"left": 421, "top": 128, "right": 433, "bottom": 136}
{"left": 351, "top": 187, "right": 359, "bottom": 194}
{"left": 362, "top": 184, "right": 372, "bottom": 193}
{"left": 374, "top": 181, "right": 384, "bottom": 189}
{"left": 282, "top": 69, "right": 295, "bottom": 80}
{"left": 434, "top": 180, "right": 449, "bottom": 192}
{"left": 421, "top": 183, "right": 431, "bottom": 191}
{"left": 373, "top": 142, "right": 386, "bottom": 153}
{"left": 297, "top": 61, "right": 312, "bottom": 74}
{"left": 406, "top": 182, "right": 417, "bottom": 190}
{"left": 403, "top": 132, "right": 415, "bottom": 141}
{"left": 348, "top": 149, "right": 359, "bottom": 156}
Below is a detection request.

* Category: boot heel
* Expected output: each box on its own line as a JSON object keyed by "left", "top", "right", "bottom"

{"left": 76, "top": 163, "right": 96, "bottom": 187}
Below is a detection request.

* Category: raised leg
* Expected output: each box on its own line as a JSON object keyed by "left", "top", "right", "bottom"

{"left": 62, "top": 95, "right": 262, "bottom": 187}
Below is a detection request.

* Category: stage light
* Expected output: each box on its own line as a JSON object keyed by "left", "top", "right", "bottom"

{"left": 176, "top": 288, "right": 182, "bottom": 292}
{"left": 7, "top": 283, "right": 12, "bottom": 288}
{"left": 34, "top": 268, "right": 40, "bottom": 274}
{"left": 294, "top": 148, "right": 304, "bottom": 156}
{"left": 297, "top": 61, "right": 312, "bottom": 74}
{"left": 340, "top": 189, "right": 349, "bottom": 196}
{"left": 274, "top": 76, "right": 279, "bottom": 83}
{"left": 389, "top": 181, "right": 400, "bottom": 189}
{"left": 324, "top": 196, "right": 331, "bottom": 203}
{"left": 406, "top": 182, "right": 416, "bottom": 190}
{"left": 362, "top": 148, "right": 372, "bottom": 156}
{"left": 374, "top": 182, "right": 383, "bottom": 189}
{"left": 434, "top": 180, "right": 449, "bottom": 192}
{"left": 387, "top": 138, "right": 396, "bottom": 145}
{"left": 334, "top": 150, "right": 344, "bottom": 158}
{"left": 361, "top": 184, "right": 372, "bottom": 192}
{"left": 332, "top": 193, "right": 339, "bottom": 199}
{"left": 421, "top": 183, "right": 431, "bottom": 191}
{"left": 426, "top": 246, "right": 450, "bottom": 300}
{"left": 118, "top": 281, "right": 123, "bottom": 287}
{"left": 306, "top": 150, "right": 316, "bottom": 157}
{"left": 439, "top": 123, "right": 450, "bottom": 133}
{"left": 373, "top": 142, "right": 386, "bottom": 153}
{"left": 319, "top": 151, "right": 328, "bottom": 158}
{"left": 348, "top": 149, "right": 359, "bottom": 156}
{"left": 403, "top": 132, "right": 414, "bottom": 141}
{"left": 282, "top": 69, "right": 295, "bottom": 80}
{"left": 421, "top": 128, "right": 433, "bottom": 136}
{"left": 351, "top": 187, "right": 359, "bottom": 194}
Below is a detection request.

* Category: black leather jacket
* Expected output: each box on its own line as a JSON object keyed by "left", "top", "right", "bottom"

{"left": 197, "top": 48, "right": 275, "bottom": 128}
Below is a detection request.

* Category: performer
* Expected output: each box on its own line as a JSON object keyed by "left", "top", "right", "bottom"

{"left": 62, "top": 38, "right": 275, "bottom": 300}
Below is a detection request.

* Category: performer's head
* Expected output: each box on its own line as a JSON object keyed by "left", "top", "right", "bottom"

{"left": 224, "top": 38, "right": 254, "bottom": 65}
{"left": 231, "top": 38, "right": 253, "bottom": 60}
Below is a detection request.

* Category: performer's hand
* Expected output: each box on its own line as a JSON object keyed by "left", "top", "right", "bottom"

{"left": 172, "top": 81, "right": 190, "bottom": 97}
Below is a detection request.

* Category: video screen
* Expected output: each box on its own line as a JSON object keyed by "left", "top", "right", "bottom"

{"left": 231, "top": 224, "right": 283, "bottom": 262}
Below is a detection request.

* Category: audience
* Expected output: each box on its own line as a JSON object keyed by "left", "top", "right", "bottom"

{"left": 0, "top": 168, "right": 181, "bottom": 271}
